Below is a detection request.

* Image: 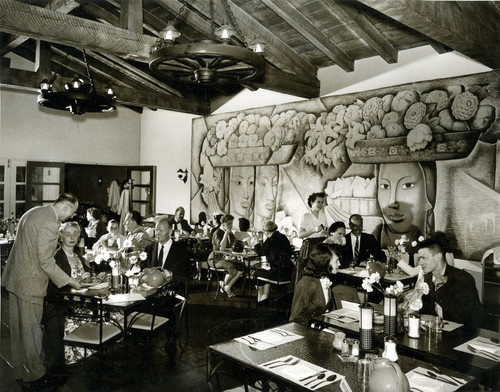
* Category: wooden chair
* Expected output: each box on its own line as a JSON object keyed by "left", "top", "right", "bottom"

{"left": 255, "top": 254, "right": 294, "bottom": 312}
{"left": 207, "top": 318, "right": 264, "bottom": 392}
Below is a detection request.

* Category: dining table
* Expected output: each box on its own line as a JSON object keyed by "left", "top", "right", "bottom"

{"left": 312, "top": 311, "right": 500, "bottom": 390}
{"left": 337, "top": 266, "right": 418, "bottom": 289}
{"left": 207, "top": 322, "right": 478, "bottom": 391}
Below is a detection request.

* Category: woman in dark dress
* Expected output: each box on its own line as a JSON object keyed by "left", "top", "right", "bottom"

{"left": 42, "top": 221, "right": 90, "bottom": 377}
{"left": 253, "top": 221, "right": 293, "bottom": 303}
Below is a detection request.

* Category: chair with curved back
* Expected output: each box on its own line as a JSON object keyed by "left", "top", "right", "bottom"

{"left": 207, "top": 318, "right": 264, "bottom": 392}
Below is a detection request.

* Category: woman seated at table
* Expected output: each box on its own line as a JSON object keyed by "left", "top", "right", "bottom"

{"left": 42, "top": 222, "right": 91, "bottom": 378}
{"left": 253, "top": 221, "right": 293, "bottom": 303}
{"left": 290, "top": 243, "right": 359, "bottom": 325}
{"left": 83, "top": 207, "right": 107, "bottom": 249}
{"left": 92, "top": 219, "right": 126, "bottom": 253}
{"left": 208, "top": 214, "right": 245, "bottom": 297}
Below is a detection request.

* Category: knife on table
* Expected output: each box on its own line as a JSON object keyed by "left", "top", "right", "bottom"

{"left": 413, "top": 371, "right": 458, "bottom": 386}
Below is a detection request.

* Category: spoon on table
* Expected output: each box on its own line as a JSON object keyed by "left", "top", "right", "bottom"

{"left": 310, "top": 374, "right": 337, "bottom": 389}
{"left": 303, "top": 371, "right": 327, "bottom": 385}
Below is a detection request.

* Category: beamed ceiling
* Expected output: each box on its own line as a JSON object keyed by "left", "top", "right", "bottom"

{"left": 1, "top": 0, "right": 499, "bottom": 115}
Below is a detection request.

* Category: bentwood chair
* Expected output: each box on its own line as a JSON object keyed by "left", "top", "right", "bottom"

{"left": 207, "top": 318, "right": 264, "bottom": 392}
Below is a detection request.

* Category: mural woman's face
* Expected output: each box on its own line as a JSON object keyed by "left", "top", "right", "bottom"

{"left": 378, "top": 162, "right": 426, "bottom": 234}
{"left": 229, "top": 166, "right": 255, "bottom": 219}
{"left": 255, "top": 165, "right": 278, "bottom": 220}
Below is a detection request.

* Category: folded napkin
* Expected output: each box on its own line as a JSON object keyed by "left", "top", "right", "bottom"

{"left": 469, "top": 341, "right": 500, "bottom": 354}
{"left": 104, "top": 293, "right": 145, "bottom": 304}
{"left": 281, "top": 363, "right": 316, "bottom": 380}
{"left": 71, "top": 288, "right": 88, "bottom": 293}
{"left": 407, "top": 372, "right": 445, "bottom": 392}
{"left": 88, "top": 282, "right": 109, "bottom": 290}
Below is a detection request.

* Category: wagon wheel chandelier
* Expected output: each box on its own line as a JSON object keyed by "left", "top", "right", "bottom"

{"left": 149, "top": 0, "right": 265, "bottom": 85}
{"left": 37, "top": 49, "right": 116, "bottom": 115}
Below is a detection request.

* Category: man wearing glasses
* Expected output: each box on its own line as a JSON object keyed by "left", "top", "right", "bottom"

{"left": 2, "top": 193, "right": 82, "bottom": 391}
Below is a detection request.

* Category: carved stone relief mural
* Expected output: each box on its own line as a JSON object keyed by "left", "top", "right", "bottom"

{"left": 191, "top": 70, "right": 500, "bottom": 260}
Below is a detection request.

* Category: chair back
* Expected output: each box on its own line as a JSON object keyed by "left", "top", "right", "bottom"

{"left": 208, "top": 318, "right": 263, "bottom": 346}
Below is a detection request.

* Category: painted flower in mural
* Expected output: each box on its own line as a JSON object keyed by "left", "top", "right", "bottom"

{"left": 391, "top": 90, "right": 419, "bottom": 113}
{"left": 363, "top": 97, "right": 385, "bottom": 124}
{"left": 407, "top": 124, "right": 433, "bottom": 151}
{"left": 404, "top": 102, "right": 427, "bottom": 129}
{"left": 451, "top": 91, "right": 479, "bottom": 120}
{"left": 425, "top": 89, "right": 449, "bottom": 112}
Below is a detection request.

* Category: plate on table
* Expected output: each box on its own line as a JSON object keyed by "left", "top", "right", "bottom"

{"left": 374, "top": 312, "right": 383, "bottom": 325}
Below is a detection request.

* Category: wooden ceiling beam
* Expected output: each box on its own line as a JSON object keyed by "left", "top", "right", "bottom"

{"left": 0, "top": 0, "right": 156, "bottom": 62}
{"left": 158, "top": 0, "right": 317, "bottom": 76}
{"left": 326, "top": 2, "right": 398, "bottom": 64}
{"left": 0, "top": 66, "right": 211, "bottom": 115}
{"left": 260, "top": 0, "right": 354, "bottom": 72}
{"left": 120, "top": 0, "right": 143, "bottom": 33}
{"left": 1, "top": 0, "right": 80, "bottom": 55}
{"left": 86, "top": 51, "right": 184, "bottom": 97}
{"left": 251, "top": 64, "right": 320, "bottom": 99}
{"left": 357, "top": 0, "right": 500, "bottom": 69}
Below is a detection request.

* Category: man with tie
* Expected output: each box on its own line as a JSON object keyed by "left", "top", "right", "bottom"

{"left": 172, "top": 206, "right": 194, "bottom": 236}
{"left": 144, "top": 218, "right": 189, "bottom": 279}
{"left": 416, "top": 238, "right": 482, "bottom": 330}
{"left": 342, "top": 214, "right": 386, "bottom": 268}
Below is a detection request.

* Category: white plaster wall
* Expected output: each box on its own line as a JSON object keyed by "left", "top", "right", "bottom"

{"left": 0, "top": 88, "right": 141, "bottom": 165}
{"left": 319, "top": 46, "right": 491, "bottom": 96}
{"left": 140, "top": 109, "right": 197, "bottom": 216}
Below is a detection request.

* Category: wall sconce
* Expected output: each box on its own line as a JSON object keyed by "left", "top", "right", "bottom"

{"left": 177, "top": 169, "right": 188, "bottom": 183}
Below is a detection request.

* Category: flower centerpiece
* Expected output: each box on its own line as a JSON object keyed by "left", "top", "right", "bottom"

{"left": 387, "top": 234, "right": 424, "bottom": 272}
{"left": 361, "top": 270, "right": 429, "bottom": 334}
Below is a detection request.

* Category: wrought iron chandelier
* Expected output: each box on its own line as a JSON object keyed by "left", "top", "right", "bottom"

{"left": 37, "top": 49, "right": 116, "bottom": 115}
{"left": 149, "top": 0, "right": 265, "bottom": 85}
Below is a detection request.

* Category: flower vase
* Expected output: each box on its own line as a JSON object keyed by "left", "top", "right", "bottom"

{"left": 383, "top": 294, "right": 397, "bottom": 336}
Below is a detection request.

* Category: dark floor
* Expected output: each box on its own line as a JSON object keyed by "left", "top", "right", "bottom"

{"left": 0, "top": 278, "right": 290, "bottom": 392}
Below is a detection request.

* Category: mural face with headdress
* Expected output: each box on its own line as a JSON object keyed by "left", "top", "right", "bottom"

{"left": 229, "top": 166, "right": 255, "bottom": 225}
{"left": 377, "top": 161, "right": 436, "bottom": 248}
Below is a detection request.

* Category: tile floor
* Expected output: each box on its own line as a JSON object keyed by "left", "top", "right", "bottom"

{"left": 0, "top": 280, "right": 290, "bottom": 392}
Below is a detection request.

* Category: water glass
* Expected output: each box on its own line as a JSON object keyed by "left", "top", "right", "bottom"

{"left": 434, "top": 316, "right": 443, "bottom": 333}
{"left": 333, "top": 332, "right": 345, "bottom": 351}
{"left": 357, "top": 359, "right": 371, "bottom": 384}
{"left": 426, "top": 319, "right": 435, "bottom": 337}
{"left": 364, "top": 353, "right": 378, "bottom": 374}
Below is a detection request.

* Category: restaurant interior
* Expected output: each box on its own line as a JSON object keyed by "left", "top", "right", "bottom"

{"left": 1, "top": 1, "right": 500, "bottom": 391}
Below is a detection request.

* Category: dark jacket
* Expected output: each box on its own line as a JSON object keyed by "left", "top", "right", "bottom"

{"left": 421, "top": 264, "right": 483, "bottom": 329}
{"left": 254, "top": 231, "right": 293, "bottom": 281}
{"left": 144, "top": 240, "right": 190, "bottom": 279}
{"left": 341, "top": 232, "right": 386, "bottom": 268}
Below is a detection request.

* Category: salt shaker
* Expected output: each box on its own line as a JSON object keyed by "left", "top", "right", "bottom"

{"left": 382, "top": 336, "right": 398, "bottom": 362}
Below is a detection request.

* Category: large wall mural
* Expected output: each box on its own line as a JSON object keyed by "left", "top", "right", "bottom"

{"left": 191, "top": 70, "right": 500, "bottom": 261}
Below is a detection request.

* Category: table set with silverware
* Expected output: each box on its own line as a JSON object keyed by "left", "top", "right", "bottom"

{"left": 235, "top": 327, "right": 304, "bottom": 350}
{"left": 259, "top": 355, "right": 343, "bottom": 390}
{"left": 453, "top": 336, "right": 500, "bottom": 361}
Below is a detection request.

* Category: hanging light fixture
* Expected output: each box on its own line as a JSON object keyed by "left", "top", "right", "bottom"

{"left": 37, "top": 49, "right": 116, "bottom": 115}
{"left": 149, "top": 0, "right": 265, "bottom": 85}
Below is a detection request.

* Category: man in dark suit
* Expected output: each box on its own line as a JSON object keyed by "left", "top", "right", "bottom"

{"left": 144, "top": 218, "right": 190, "bottom": 279}
{"left": 172, "top": 206, "right": 194, "bottom": 235}
{"left": 416, "top": 238, "right": 483, "bottom": 330}
{"left": 342, "top": 214, "right": 386, "bottom": 268}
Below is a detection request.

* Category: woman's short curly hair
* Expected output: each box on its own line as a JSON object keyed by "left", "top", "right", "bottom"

{"left": 307, "top": 192, "right": 326, "bottom": 208}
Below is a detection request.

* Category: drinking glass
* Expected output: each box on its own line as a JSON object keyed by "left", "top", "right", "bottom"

{"left": 333, "top": 332, "right": 346, "bottom": 351}
{"left": 434, "top": 316, "right": 443, "bottom": 333}
{"left": 357, "top": 359, "right": 371, "bottom": 384}
{"left": 364, "top": 353, "right": 378, "bottom": 375}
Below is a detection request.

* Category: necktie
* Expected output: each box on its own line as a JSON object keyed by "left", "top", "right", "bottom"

{"left": 354, "top": 236, "right": 360, "bottom": 264}
{"left": 158, "top": 245, "right": 164, "bottom": 268}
